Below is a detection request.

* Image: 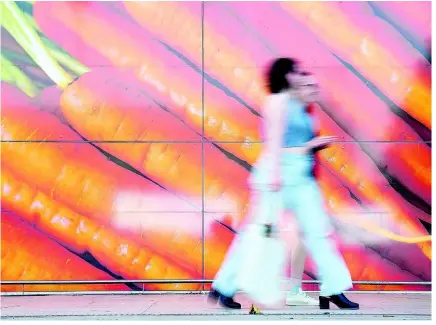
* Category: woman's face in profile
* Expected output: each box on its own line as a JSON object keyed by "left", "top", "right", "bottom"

{"left": 284, "top": 66, "right": 302, "bottom": 90}
{"left": 297, "top": 75, "right": 319, "bottom": 103}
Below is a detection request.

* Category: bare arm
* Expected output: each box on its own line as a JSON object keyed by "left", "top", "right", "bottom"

{"left": 263, "top": 94, "right": 288, "bottom": 184}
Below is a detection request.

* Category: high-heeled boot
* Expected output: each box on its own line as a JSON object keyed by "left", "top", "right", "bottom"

{"left": 319, "top": 293, "right": 359, "bottom": 310}
{"left": 207, "top": 289, "right": 241, "bottom": 309}
{"left": 207, "top": 289, "right": 220, "bottom": 304}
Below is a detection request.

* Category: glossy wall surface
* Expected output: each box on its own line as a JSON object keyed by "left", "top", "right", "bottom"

{"left": 1, "top": 1, "right": 431, "bottom": 292}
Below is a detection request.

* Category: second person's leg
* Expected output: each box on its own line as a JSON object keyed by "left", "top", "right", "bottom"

{"left": 283, "top": 178, "right": 358, "bottom": 309}
{"left": 286, "top": 242, "right": 318, "bottom": 305}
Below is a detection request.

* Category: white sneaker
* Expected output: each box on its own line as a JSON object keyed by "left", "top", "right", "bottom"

{"left": 285, "top": 289, "right": 319, "bottom": 306}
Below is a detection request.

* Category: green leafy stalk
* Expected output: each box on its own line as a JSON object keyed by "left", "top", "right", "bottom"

{"left": 1, "top": 54, "right": 39, "bottom": 97}
{"left": 2, "top": 48, "right": 37, "bottom": 66}
{"left": 1, "top": 1, "right": 73, "bottom": 89}
{"left": 23, "top": 12, "right": 90, "bottom": 76}
{"left": 42, "top": 39, "right": 90, "bottom": 76}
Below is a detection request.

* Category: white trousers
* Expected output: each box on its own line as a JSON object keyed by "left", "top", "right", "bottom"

{"left": 212, "top": 153, "right": 352, "bottom": 297}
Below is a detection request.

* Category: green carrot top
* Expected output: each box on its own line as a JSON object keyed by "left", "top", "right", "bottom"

{"left": 1, "top": 1, "right": 73, "bottom": 89}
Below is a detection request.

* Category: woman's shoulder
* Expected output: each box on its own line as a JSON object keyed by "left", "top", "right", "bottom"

{"left": 264, "top": 93, "right": 290, "bottom": 110}
{"left": 264, "top": 92, "right": 302, "bottom": 114}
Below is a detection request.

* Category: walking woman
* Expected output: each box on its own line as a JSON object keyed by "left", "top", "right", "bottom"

{"left": 261, "top": 58, "right": 359, "bottom": 310}
{"left": 208, "top": 58, "right": 359, "bottom": 310}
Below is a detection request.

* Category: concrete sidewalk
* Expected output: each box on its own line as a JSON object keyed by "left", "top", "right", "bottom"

{"left": 0, "top": 292, "right": 431, "bottom": 320}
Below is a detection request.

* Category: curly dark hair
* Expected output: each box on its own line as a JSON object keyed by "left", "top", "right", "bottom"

{"left": 265, "top": 58, "right": 299, "bottom": 94}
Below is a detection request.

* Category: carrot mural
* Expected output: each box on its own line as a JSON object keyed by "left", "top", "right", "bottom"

{"left": 0, "top": 1, "right": 431, "bottom": 293}
{"left": 1, "top": 212, "right": 130, "bottom": 292}
{"left": 1, "top": 166, "right": 201, "bottom": 291}
{"left": 0, "top": 82, "right": 238, "bottom": 279}
{"left": 4, "top": 68, "right": 428, "bottom": 282}
{"left": 120, "top": 1, "right": 432, "bottom": 248}
{"left": 31, "top": 1, "right": 431, "bottom": 234}
{"left": 123, "top": 1, "right": 271, "bottom": 110}
{"left": 33, "top": 1, "right": 263, "bottom": 165}
{"left": 280, "top": 1, "right": 431, "bottom": 129}
{"left": 225, "top": 1, "right": 431, "bottom": 205}
{"left": 369, "top": 1, "right": 431, "bottom": 60}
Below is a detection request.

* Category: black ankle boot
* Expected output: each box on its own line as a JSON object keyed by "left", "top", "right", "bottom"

{"left": 207, "top": 289, "right": 220, "bottom": 304}
{"left": 319, "top": 293, "right": 359, "bottom": 310}
{"left": 219, "top": 296, "right": 242, "bottom": 309}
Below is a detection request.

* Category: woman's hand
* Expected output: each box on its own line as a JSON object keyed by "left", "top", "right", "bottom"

{"left": 307, "top": 135, "right": 338, "bottom": 152}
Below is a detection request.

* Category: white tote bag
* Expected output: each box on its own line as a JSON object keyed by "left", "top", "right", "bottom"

{"left": 235, "top": 190, "right": 286, "bottom": 307}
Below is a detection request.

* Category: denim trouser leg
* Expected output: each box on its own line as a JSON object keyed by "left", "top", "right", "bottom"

{"left": 282, "top": 154, "right": 352, "bottom": 296}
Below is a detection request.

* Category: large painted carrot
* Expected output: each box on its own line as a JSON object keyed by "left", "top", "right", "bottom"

{"left": 305, "top": 233, "right": 427, "bottom": 291}
{"left": 2, "top": 25, "right": 89, "bottom": 124}
{"left": 33, "top": 1, "right": 262, "bottom": 165}
{"left": 370, "top": 1, "right": 431, "bottom": 59}
{"left": 313, "top": 159, "right": 431, "bottom": 280}
{"left": 225, "top": 1, "right": 431, "bottom": 205}
{"left": 1, "top": 166, "right": 201, "bottom": 291}
{"left": 122, "top": 1, "right": 272, "bottom": 110}
{"left": 313, "top": 105, "right": 431, "bottom": 226}
{"left": 60, "top": 69, "right": 250, "bottom": 219}
{"left": 279, "top": 1, "right": 431, "bottom": 129}
{"left": 310, "top": 236, "right": 425, "bottom": 291}
{"left": 1, "top": 212, "right": 129, "bottom": 292}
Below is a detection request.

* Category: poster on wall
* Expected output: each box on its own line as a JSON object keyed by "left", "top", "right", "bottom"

{"left": 1, "top": 1, "right": 431, "bottom": 293}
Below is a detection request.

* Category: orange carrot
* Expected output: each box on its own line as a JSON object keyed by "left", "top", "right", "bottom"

{"left": 314, "top": 159, "right": 431, "bottom": 271}
{"left": 1, "top": 81, "right": 38, "bottom": 111}
{"left": 59, "top": 66, "right": 431, "bottom": 253}
{"left": 32, "top": 84, "right": 67, "bottom": 123}
{"left": 280, "top": 1, "right": 431, "bottom": 129}
{"left": 1, "top": 212, "right": 129, "bottom": 292}
{"left": 371, "top": 1, "right": 431, "bottom": 56}
{"left": 59, "top": 70, "right": 251, "bottom": 225}
{"left": 33, "top": 1, "right": 263, "bottom": 165}
{"left": 303, "top": 232, "right": 426, "bottom": 288}
{"left": 123, "top": 1, "right": 271, "bottom": 109}
{"left": 1, "top": 82, "right": 65, "bottom": 122}
{"left": 313, "top": 106, "right": 431, "bottom": 252}
{"left": 1, "top": 166, "right": 201, "bottom": 291}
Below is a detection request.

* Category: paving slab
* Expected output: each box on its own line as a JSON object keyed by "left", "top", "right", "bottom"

{"left": 0, "top": 292, "right": 431, "bottom": 320}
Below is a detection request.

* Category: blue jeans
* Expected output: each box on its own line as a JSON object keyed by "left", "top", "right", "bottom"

{"left": 212, "top": 152, "right": 352, "bottom": 297}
